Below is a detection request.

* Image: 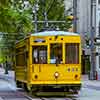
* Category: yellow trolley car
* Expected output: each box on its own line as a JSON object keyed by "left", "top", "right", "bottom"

{"left": 15, "top": 31, "right": 81, "bottom": 92}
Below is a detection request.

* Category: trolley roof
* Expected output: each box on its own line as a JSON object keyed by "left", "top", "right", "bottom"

{"left": 31, "top": 31, "right": 79, "bottom": 36}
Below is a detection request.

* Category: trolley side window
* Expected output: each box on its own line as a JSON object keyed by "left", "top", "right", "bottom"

{"left": 32, "top": 46, "right": 47, "bottom": 64}
{"left": 16, "top": 47, "right": 26, "bottom": 66}
{"left": 65, "top": 43, "right": 79, "bottom": 64}
{"left": 16, "top": 54, "right": 26, "bottom": 66}
{"left": 50, "top": 43, "right": 62, "bottom": 64}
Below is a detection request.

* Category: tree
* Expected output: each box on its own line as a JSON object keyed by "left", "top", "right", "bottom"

{"left": 0, "top": 0, "right": 33, "bottom": 64}
{"left": 0, "top": 0, "right": 73, "bottom": 65}
{"left": 36, "top": 0, "right": 66, "bottom": 30}
{"left": 0, "top": 0, "right": 33, "bottom": 33}
{"left": 0, "top": 0, "right": 72, "bottom": 33}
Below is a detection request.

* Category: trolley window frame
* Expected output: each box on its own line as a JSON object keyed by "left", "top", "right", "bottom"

{"left": 49, "top": 43, "right": 63, "bottom": 64}
{"left": 32, "top": 45, "right": 48, "bottom": 64}
{"left": 65, "top": 43, "right": 79, "bottom": 64}
{"left": 15, "top": 46, "right": 28, "bottom": 66}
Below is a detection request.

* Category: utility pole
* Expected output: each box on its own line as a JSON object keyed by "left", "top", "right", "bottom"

{"left": 32, "top": 0, "right": 66, "bottom": 31}
{"left": 73, "top": 0, "right": 77, "bottom": 32}
{"left": 90, "top": 0, "right": 96, "bottom": 80}
{"left": 33, "top": 1, "right": 38, "bottom": 33}
{"left": 42, "top": 0, "right": 49, "bottom": 29}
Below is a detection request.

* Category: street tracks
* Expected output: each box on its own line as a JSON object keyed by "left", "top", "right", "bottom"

{"left": 0, "top": 90, "right": 33, "bottom": 100}
{"left": 0, "top": 89, "right": 79, "bottom": 100}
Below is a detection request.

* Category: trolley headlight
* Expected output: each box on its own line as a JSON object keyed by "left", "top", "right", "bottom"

{"left": 54, "top": 72, "right": 59, "bottom": 78}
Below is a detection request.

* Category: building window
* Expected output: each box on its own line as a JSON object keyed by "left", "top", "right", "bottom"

{"left": 99, "top": 0, "right": 100, "bottom": 4}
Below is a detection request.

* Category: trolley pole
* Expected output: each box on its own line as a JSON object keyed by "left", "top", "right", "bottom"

{"left": 90, "top": 0, "right": 96, "bottom": 80}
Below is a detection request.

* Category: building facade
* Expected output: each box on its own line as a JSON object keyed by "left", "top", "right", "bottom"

{"left": 76, "top": 0, "right": 92, "bottom": 74}
{"left": 76, "top": 0, "right": 91, "bottom": 48}
{"left": 64, "top": 0, "right": 92, "bottom": 74}
{"left": 64, "top": 0, "right": 73, "bottom": 11}
{"left": 77, "top": 0, "right": 100, "bottom": 78}
{"left": 65, "top": 0, "right": 92, "bottom": 48}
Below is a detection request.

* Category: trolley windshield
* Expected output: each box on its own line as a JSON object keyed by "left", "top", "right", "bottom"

{"left": 32, "top": 46, "right": 47, "bottom": 64}
{"left": 50, "top": 43, "right": 63, "bottom": 64}
{"left": 65, "top": 43, "right": 79, "bottom": 64}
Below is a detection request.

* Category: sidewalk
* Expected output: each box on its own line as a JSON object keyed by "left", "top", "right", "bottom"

{"left": 0, "top": 68, "right": 15, "bottom": 83}
{"left": 0, "top": 68, "right": 16, "bottom": 90}
{"left": 82, "top": 75, "right": 100, "bottom": 89}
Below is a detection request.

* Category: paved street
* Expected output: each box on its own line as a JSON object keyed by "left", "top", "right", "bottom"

{"left": 0, "top": 68, "right": 100, "bottom": 100}
{"left": 78, "top": 86, "right": 100, "bottom": 100}
{"left": 0, "top": 79, "right": 15, "bottom": 91}
{"left": 77, "top": 76, "right": 100, "bottom": 100}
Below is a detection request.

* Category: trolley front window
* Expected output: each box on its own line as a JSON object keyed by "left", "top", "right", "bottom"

{"left": 50, "top": 43, "right": 62, "bottom": 64}
{"left": 32, "top": 46, "right": 47, "bottom": 64}
{"left": 65, "top": 43, "right": 79, "bottom": 64}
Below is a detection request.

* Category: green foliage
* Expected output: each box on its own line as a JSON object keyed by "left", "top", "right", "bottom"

{"left": 0, "top": 0, "right": 73, "bottom": 64}
{"left": 0, "top": 0, "right": 33, "bottom": 33}
{"left": 0, "top": 0, "right": 9, "bottom": 7}
{"left": 37, "top": 0, "right": 67, "bottom": 30}
{"left": 0, "top": 0, "right": 72, "bottom": 33}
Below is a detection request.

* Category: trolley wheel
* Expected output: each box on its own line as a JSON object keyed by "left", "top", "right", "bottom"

{"left": 23, "top": 83, "right": 32, "bottom": 92}
{"left": 73, "top": 86, "right": 81, "bottom": 94}
{"left": 31, "top": 85, "right": 39, "bottom": 92}
{"left": 16, "top": 81, "right": 22, "bottom": 88}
